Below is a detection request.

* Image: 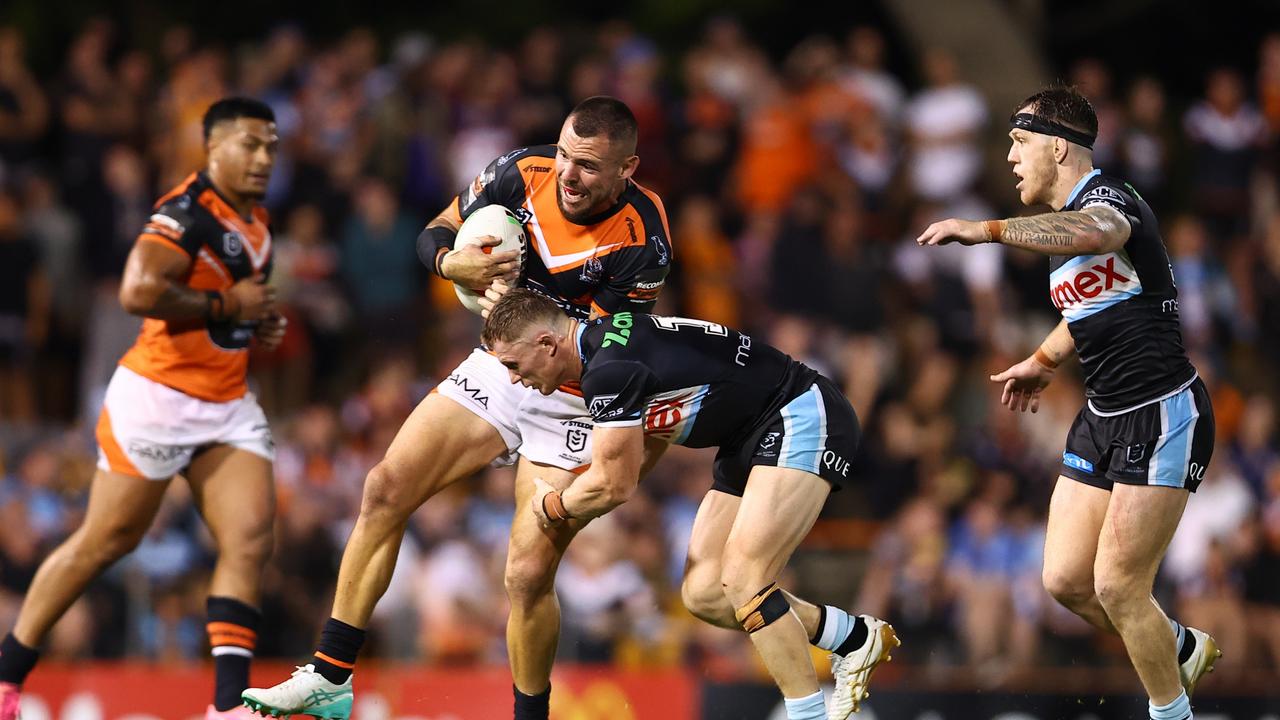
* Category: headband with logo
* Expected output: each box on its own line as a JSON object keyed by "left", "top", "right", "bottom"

{"left": 1009, "top": 113, "right": 1096, "bottom": 150}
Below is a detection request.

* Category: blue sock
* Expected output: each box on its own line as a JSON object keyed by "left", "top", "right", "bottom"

{"left": 1150, "top": 690, "right": 1192, "bottom": 720}
{"left": 812, "top": 606, "right": 868, "bottom": 655}
{"left": 783, "top": 690, "right": 826, "bottom": 720}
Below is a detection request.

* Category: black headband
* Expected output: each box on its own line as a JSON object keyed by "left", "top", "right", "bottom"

{"left": 1010, "top": 113, "right": 1096, "bottom": 150}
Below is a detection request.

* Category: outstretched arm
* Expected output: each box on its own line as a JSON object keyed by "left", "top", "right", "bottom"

{"left": 916, "top": 205, "right": 1131, "bottom": 256}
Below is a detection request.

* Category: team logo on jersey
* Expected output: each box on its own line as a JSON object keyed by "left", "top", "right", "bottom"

{"left": 222, "top": 231, "right": 245, "bottom": 257}
{"left": 565, "top": 428, "right": 588, "bottom": 453}
{"left": 580, "top": 257, "right": 604, "bottom": 284}
{"left": 1048, "top": 252, "right": 1143, "bottom": 321}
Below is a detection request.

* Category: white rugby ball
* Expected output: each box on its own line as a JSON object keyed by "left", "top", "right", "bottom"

{"left": 452, "top": 204, "right": 527, "bottom": 315}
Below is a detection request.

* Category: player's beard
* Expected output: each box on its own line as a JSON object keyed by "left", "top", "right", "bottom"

{"left": 557, "top": 182, "right": 606, "bottom": 223}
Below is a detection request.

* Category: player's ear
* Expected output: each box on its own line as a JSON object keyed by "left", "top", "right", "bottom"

{"left": 538, "top": 331, "right": 557, "bottom": 353}
{"left": 205, "top": 122, "right": 227, "bottom": 157}
{"left": 619, "top": 154, "right": 639, "bottom": 181}
{"left": 1053, "top": 136, "right": 1069, "bottom": 164}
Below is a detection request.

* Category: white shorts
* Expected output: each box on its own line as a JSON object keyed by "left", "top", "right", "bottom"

{"left": 96, "top": 366, "right": 275, "bottom": 480}
{"left": 435, "top": 349, "right": 593, "bottom": 470}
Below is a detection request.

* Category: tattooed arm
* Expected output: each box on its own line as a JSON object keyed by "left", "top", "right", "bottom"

{"left": 915, "top": 205, "right": 1131, "bottom": 256}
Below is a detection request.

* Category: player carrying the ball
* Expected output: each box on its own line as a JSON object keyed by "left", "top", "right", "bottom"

{"left": 916, "top": 85, "right": 1220, "bottom": 720}
{"left": 244, "top": 97, "right": 671, "bottom": 720}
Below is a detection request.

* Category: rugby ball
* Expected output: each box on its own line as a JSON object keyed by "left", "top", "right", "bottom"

{"left": 452, "top": 204, "right": 527, "bottom": 315}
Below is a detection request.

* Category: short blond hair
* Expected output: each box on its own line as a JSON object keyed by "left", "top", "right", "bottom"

{"left": 481, "top": 288, "right": 565, "bottom": 348}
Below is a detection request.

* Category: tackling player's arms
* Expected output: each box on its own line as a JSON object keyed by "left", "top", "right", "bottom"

{"left": 563, "top": 424, "right": 644, "bottom": 518}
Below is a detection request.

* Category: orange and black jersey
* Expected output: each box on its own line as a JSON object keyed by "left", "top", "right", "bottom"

{"left": 118, "top": 172, "right": 273, "bottom": 402}
{"left": 431, "top": 145, "right": 672, "bottom": 319}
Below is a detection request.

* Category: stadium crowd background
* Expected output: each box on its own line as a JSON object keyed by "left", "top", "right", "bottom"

{"left": 0, "top": 4, "right": 1278, "bottom": 692}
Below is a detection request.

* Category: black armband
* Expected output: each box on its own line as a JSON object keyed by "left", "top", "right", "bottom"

{"left": 205, "top": 290, "right": 224, "bottom": 322}
{"left": 417, "top": 225, "right": 458, "bottom": 277}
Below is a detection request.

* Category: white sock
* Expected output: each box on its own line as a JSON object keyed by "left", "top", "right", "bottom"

{"left": 783, "top": 689, "right": 826, "bottom": 720}
{"left": 814, "top": 605, "right": 867, "bottom": 654}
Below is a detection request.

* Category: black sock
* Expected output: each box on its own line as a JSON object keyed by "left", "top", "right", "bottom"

{"left": 833, "top": 616, "right": 869, "bottom": 656}
{"left": 513, "top": 684, "right": 551, "bottom": 720}
{"left": 811, "top": 605, "right": 828, "bottom": 644}
{"left": 1178, "top": 628, "right": 1196, "bottom": 664}
{"left": 0, "top": 633, "right": 39, "bottom": 686}
{"left": 313, "top": 618, "right": 365, "bottom": 685}
{"left": 207, "top": 596, "right": 261, "bottom": 712}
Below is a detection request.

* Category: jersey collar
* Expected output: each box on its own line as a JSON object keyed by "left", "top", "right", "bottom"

{"left": 575, "top": 321, "right": 589, "bottom": 369}
{"left": 1060, "top": 168, "right": 1101, "bottom": 210}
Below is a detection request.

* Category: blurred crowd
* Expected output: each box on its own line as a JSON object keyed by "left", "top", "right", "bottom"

{"left": 0, "top": 14, "right": 1278, "bottom": 687}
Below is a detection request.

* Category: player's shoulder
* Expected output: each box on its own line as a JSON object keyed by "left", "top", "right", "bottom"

{"left": 620, "top": 180, "right": 670, "bottom": 236}
{"left": 1077, "top": 171, "right": 1144, "bottom": 213}
{"left": 607, "top": 181, "right": 672, "bottom": 267}
{"left": 501, "top": 145, "right": 556, "bottom": 171}
{"left": 147, "top": 173, "right": 209, "bottom": 239}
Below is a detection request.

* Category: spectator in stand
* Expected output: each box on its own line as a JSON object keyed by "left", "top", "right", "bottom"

{"left": 1117, "top": 76, "right": 1174, "bottom": 213}
{"left": 340, "top": 176, "right": 423, "bottom": 347}
{"left": 0, "top": 27, "right": 49, "bottom": 181}
{"left": 903, "top": 48, "right": 987, "bottom": 203}
{"left": 1070, "top": 58, "right": 1123, "bottom": 169}
{"left": 1183, "top": 68, "right": 1269, "bottom": 241}
{"left": 0, "top": 190, "right": 47, "bottom": 422}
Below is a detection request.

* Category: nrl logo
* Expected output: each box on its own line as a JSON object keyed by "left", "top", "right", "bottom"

{"left": 222, "top": 231, "right": 245, "bottom": 257}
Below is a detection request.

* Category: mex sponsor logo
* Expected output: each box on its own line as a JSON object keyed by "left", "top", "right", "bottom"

{"left": 1049, "top": 254, "right": 1139, "bottom": 312}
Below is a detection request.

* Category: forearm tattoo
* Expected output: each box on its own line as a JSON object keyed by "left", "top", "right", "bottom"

{"left": 1002, "top": 211, "right": 1099, "bottom": 252}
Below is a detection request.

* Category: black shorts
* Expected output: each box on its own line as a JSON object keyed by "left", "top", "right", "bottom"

{"left": 712, "top": 375, "right": 861, "bottom": 496}
{"left": 1061, "top": 377, "right": 1214, "bottom": 492}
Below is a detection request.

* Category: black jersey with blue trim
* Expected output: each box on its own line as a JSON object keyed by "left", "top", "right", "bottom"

{"left": 443, "top": 145, "right": 672, "bottom": 319}
{"left": 578, "top": 313, "right": 818, "bottom": 448}
{"left": 1049, "top": 169, "right": 1195, "bottom": 413}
